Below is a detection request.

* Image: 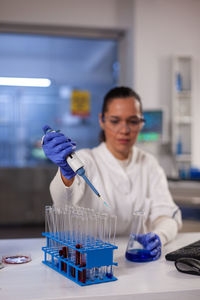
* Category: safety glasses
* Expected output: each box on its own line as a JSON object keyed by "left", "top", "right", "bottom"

{"left": 102, "top": 116, "right": 146, "bottom": 133}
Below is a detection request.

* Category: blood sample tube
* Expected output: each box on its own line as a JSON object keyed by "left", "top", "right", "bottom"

{"left": 62, "top": 246, "right": 68, "bottom": 273}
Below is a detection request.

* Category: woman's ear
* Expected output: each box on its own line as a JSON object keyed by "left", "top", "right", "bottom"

{"left": 99, "top": 113, "right": 105, "bottom": 130}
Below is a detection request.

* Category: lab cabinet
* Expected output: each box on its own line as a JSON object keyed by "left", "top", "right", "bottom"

{"left": 168, "top": 179, "right": 200, "bottom": 229}
{"left": 0, "top": 167, "right": 56, "bottom": 225}
{"left": 171, "top": 56, "right": 193, "bottom": 176}
{"left": 168, "top": 180, "right": 200, "bottom": 206}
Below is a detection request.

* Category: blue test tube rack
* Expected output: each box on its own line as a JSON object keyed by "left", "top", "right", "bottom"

{"left": 42, "top": 232, "right": 118, "bottom": 286}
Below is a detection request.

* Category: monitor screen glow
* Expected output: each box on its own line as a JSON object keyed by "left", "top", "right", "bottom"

{"left": 138, "top": 110, "right": 163, "bottom": 142}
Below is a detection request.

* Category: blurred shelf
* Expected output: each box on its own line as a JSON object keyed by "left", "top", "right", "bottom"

{"left": 174, "top": 116, "right": 192, "bottom": 124}
{"left": 176, "top": 90, "right": 191, "bottom": 98}
{"left": 175, "top": 154, "right": 191, "bottom": 162}
{"left": 171, "top": 56, "right": 193, "bottom": 169}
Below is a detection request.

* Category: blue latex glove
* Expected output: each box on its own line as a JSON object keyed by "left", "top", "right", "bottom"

{"left": 137, "top": 232, "right": 161, "bottom": 261}
{"left": 42, "top": 125, "right": 76, "bottom": 179}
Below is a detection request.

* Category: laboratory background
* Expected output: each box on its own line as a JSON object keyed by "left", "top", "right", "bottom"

{"left": 0, "top": 0, "right": 200, "bottom": 239}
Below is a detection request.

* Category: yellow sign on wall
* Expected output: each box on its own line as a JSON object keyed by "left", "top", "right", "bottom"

{"left": 70, "top": 90, "right": 90, "bottom": 117}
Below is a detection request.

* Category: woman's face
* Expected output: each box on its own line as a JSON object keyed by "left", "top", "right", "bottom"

{"left": 99, "top": 97, "right": 144, "bottom": 160}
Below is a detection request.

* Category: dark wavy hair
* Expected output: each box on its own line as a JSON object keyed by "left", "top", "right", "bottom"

{"left": 99, "top": 86, "right": 143, "bottom": 142}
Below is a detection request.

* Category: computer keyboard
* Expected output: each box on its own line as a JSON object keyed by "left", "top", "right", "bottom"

{"left": 165, "top": 239, "right": 200, "bottom": 261}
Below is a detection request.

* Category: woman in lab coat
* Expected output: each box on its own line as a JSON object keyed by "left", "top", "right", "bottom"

{"left": 42, "top": 86, "right": 182, "bottom": 261}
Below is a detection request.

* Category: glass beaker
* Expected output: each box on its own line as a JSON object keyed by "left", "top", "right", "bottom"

{"left": 125, "top": 211, "right": 152, "bottom": 262}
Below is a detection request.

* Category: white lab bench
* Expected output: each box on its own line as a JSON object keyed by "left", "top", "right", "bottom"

{"left": 0, "top": 233, "right": 200, "bottom": 300}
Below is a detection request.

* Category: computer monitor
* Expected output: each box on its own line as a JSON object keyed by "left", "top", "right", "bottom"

{"left": 138, "top": 110, "right": 163, "bottom": 142}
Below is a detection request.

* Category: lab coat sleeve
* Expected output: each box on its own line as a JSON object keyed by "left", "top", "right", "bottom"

{"left": 147, "top": 156, "right": 182, "bottom": 230}
{"left": 152, "top": 216, "right": 179, "bottom": 245}
{"left": 49, "top": 168, "right": 86, "bottom": 208}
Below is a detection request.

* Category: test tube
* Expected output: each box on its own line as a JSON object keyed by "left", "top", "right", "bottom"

{"left": 63, "top": 207, "right": 72, "bottom": 275}
{"left": 70, "top": 212, "right": 77, "bottom": 277}
{"left": 68, "top": 206, "right": 74, "bottom": 241}
{"left": 49, "top": 206, "right": 57, "bottom": 248}
{"left": 72, "top": 211, "right": 84, "bottom": 277}
{"left": 45, "top": 206, "right": 53, "bottom": 250}
{"left": 100, "top": 213, "right": 108, "bottom": 242}
{"left": 108, "top": 215, "right": 117, "bottom": 244}
{"left": 56, "top": 208, "right": 62, "bottom": 241}
{"left": 80, "top": 211, "right": 87, "bottom": 281}
{"left": 98, "top": 213, "right": 108, "bottom": 280}
{"left": 64, "top": 206, "right": 72, "bottom": 245}
{"left": 89, "top": 212, "right": 98, "bottom": 246}
{"left": 78, "top": 209, "right": 87, "bottom": 283}
{"left": 82, "top": 210, "right": 88, "bottom": 247}
{"left": 45, "top": 206, "right": 51, "bottom": 234}
{"left": 59, "top": 248, "right": 65, "bottom": 271}
{"left": 51, "top": 206, "right": 57, "bottom": 239}
{"left": 55, "top": 207, "right": 64, "bottom": 249}
{"left": 62, "top": 246, "right": 68, "bottom": 273}
{"left": 62, "top": 207, "right": 67, "bottom": 242}
{"left": 61, "top": 208, "right": 68, "bottom": 272}
{"left": 82, "top": 209, "right": 96, "bottom": 281}
{"left": 106, "top": 214, "right": 117, "bottom": 278}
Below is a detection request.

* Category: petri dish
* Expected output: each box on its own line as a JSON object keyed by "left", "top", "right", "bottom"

{"left": 2, "top": 255, "right": 31, "bottom": 264}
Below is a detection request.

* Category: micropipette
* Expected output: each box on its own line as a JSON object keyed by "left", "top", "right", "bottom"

{"left": 67, "top": 152, "right": 109, "bottom": 208}
{"left": 44, "top": 127, "right": 109, "bottom": 208}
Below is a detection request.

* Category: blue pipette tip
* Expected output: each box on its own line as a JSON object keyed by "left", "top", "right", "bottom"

{"left": 104, "top": 201, "right": 110, "bottom": 208}
{"left": 81, "top": 173, "right": 110, "bottom": 208}
{"left": 98, "top": 195, "right": 110, "bottom": 208}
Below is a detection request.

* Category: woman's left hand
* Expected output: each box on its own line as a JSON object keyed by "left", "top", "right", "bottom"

{"left": 137, "top": 232, "right": 162, "bottom": 261}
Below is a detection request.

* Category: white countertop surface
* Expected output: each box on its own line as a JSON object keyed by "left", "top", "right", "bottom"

{"left": 0, "top": 232, "right": 200, "bottom": 300}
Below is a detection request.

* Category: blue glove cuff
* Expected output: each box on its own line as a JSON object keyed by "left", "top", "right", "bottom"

{"left": 60, "top": 167, "right": 76, "bottom": 180}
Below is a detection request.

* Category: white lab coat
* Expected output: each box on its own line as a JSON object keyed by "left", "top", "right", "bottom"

{"left": 50, "top": 142, "right": 182, "bottom": 238}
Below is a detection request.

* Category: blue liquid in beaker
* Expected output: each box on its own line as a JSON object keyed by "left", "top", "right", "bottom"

{"left": 125, "top": 248, "right": 153, "bottom": 262}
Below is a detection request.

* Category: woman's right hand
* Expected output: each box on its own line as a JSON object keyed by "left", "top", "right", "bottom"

{"left": 42, "top": 125, "right": 76, "bottom": 179}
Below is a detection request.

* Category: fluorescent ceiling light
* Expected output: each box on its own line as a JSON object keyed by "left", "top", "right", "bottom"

{"left": 0, "top": 77, "right": 51, "bottom": 87}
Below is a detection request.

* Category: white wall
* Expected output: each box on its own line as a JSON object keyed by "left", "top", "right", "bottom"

{"left": 133, "top": 0, "right": 200, "bottom": 167}
{"left": 0, "top": 0, "right": 135, "bottom": 88}
{"left": 0, "top": 0, "right": 131, "bottom": 28}
{"left": 0, "top": 0, "right": 199, "bottom": 166}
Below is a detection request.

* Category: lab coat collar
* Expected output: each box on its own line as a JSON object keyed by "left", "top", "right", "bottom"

{"left": 97, "top": 142, "right": 138, "bottom": 173}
